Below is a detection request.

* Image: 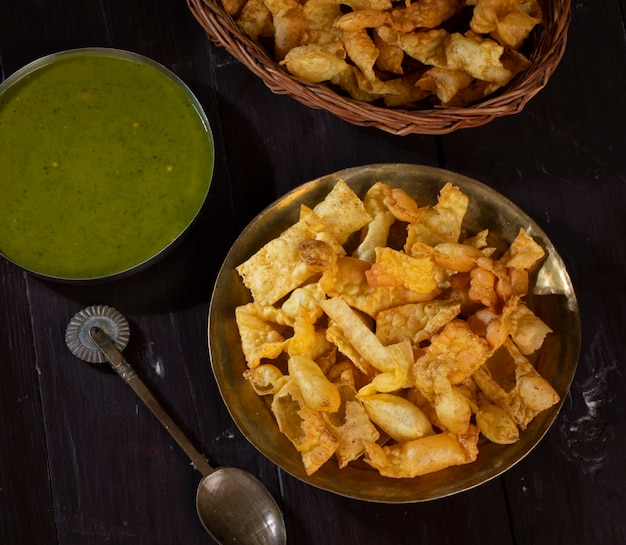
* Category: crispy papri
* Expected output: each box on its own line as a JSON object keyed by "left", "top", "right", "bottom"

{"left": 366, "top": 246, "right": 442, "bottom": 295}
{"left": 413, "top": 319, "right": 492, "bottom": 393}
{"left": 312, "top": 179, "right": 373, "bottom": 244}
{"left": 235, "top": 180, "right": 558, "bottom": 478}
{"left": 271, "top": 379, "right": 339, "bottom": 475}
{"left": 362, "top": 426, "right": 479, "bottom": 478}
{"left": 375, "top": 300, "right": 460, "bottom": 345}
{"left": 323, "top": 384, "right": 381, "bottom": 468}
{"left": 236, "top": 205, "right": 344, "bottom": 305}
{"left": 235, "top": 303, "right": 289, "bottom": 368}
{"left": 227, "top": 0, "right": 539, "bottom": 108}
{"left": 473, "top": 339, "right": 559, "bottom": 429}
{"left": 405, "top": 182, "right": 469, "bottom": 248}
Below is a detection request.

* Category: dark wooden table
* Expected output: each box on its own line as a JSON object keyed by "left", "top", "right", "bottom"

{"left": 1, "top": 1, "right": 625, "bottom": 544}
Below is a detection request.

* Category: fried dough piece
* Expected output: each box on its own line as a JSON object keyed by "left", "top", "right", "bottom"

{"left": 363, "top": 426, "right": 479, "bottom": 478}
{"left": 472, "top": 339, "right": 559, "bottom": 429}
{"left": 471, "top": 0, "right": 542, "bottom": 49}
{"left": 375, "top": 300, "right": 460, "bottom": 346}
{"left": 323, "top": 384, "right": 381, "bottom": 468}
{"left": 389, "top": 0, "right": 465, "bottom": 33}
{"left": 271, "top": 380, "right": 339, "bottom": 474}
{"left": 281, "top": 43, "right": 348, "bottom": 82}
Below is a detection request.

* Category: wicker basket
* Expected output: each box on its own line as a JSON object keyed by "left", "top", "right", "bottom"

{"left": 187, "top": 0, "right": 571, "bottom": 135}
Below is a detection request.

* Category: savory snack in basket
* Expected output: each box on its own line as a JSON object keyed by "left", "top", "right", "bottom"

{"left": 234, "top": 180, "right": 559, "bottom": 478}
{"left": 221, "top": 0, "right": 542, "bottom": 108}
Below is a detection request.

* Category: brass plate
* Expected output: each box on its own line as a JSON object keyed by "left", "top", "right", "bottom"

{"left": 208, "top": 163, "right": 580, "bottom": 503}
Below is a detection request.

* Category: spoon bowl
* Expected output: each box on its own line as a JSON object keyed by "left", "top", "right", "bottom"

{"left": 197, "top": 467, "right": 286, "bottom": 545}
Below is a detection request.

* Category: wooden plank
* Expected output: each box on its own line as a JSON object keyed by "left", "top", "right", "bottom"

{"left": 25, "top": 274, "right": 276, "bottom": 545}
{"left": 0, "top": 263, "right": 56, "bottom": 544}
{"left": 280, "top": 473, "right": 514, "bottom": 544}
{"left": 0, "top": 0, "right": 110, "bottom": 74}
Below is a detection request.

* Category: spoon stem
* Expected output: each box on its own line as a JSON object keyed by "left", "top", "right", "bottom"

{"left": 88, "top": 326, "right": 214, "bottom": 477}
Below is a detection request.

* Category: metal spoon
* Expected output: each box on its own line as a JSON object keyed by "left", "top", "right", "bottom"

{"left": 65, "top": 305, "right": 287, "bottom": 545}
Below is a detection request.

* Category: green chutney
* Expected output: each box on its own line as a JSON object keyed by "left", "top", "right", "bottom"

{"left": 0, "top": 49, "right": 214, "bottom": 279}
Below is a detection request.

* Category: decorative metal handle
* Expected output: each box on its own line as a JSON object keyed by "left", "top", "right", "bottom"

{"left": 88, "top": 327, "right": 214, "bottom": 477}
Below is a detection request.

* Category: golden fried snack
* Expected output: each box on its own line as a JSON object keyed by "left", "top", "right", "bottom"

{"left": 235, "top": 303, "right": 289, "bottom": 368}
{"left": 375, "top": 300, "right": 460, "bottom": 345}
{"left": 416, "top": 67, "right": 474, "bottom": 104}
{"left": 389, "top": 0, "right": 465, "bottom": 33}
{"left": 353, "top": 182, "right": 397, "bottom": 263}
{"left": 472, "top": 339, "right": 559, "bottom": 429}
{"left": 403, "top": 182, "right": 469, "bottom": 248}
{"left": 236, "top": 0, "right": 274, "bottom": 40}
{"left": 312, "top": 179, "right": 373, "bottom": 244}
{"left": 271, "top": 379, "right": 339, "bottom": 474}
{"left": 323, "top": 383, "right": 381, "bottom": 467}
{"left": 224, "top": 0, "right": 540, "bottom": 108}
{"left": 366, "top": 246, "right": 441, "bottom": 295}
{"left": 475, "top": 402, "right": 519, "bottom": 444}
{"left": 362, "top": 426, "right": 479, "bottom": 478}
{"left": 470, "top": 0, "right": 542, "bottom": 49}
{"left": 282, "top": 43, "right": 349, "bottom": 83}
{"left": 235, "top": 180, "right": 559, "bottom": 478}
{"left": 236, "top": 205, "right": 343, "bottom": 305}
{"left": 359, "top": 392, "right": 435, "bottom": 441}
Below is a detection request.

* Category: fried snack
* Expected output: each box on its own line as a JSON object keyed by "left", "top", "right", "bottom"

{"left": 282, "top": 43, "right": 349, "bottom": 82}
{"left": 353, "top": 182, "right": 397, "bottom": 263}
{"left": 416, "top": 67, "right": 474, "bottom": 104}
{"left": 375, "top": 300, "right": 460, "bottom": 345}
{"left": 366, "top": 246, "right": 441, "bottom": 294}
{"left": 312, "top": 179, "right": 373, "bottom": 244}
{"left": 236, "top": 205, "right": 344, "bottom": 305}
{"left": 244, "top": 363, "right": 289, "bottom": 395}
{"left": 235, "top": 303, "right": 289, "bottom": 368}
{"left": 362, "top": 426, "right": 479, "bottom": 478}
{"left": 236, "top": 0, "right": 274, "bottom": 40}
{"left": 323, "top": 383, "right": 381, "bottom": 467}
{"left": 359, "top": 392, "right": 435, "bottom": 441}
{"left": 225, "top": 0, "right": 541, "bottom": 108}
{"left": 402, "top": 182, "right": 469, "bottom": 248}
{"left": 271, "top": 379, "right": 339, "bottom": 474}
{"left": 235, "top": 180, "right": 559, "bottom": 478}
{"left": 472, "top": 339, "right": 559, "bottom": 429}
{"left": 372, "top": 27, "right": 405, "bottom": 75}
{"left": 289, "top": 354, "right": 342, "bottom": 411}
{"left": 389, "top": 0, "right": 465, "bottom": 32}
{"left": 475, "top": 402, "right": 519, "bottom": 444}
{"left": 470, "top": 0, "right": 542, "bottom": 49}
{"left": 320, "top": 296, "right": 402, "bottom": 374}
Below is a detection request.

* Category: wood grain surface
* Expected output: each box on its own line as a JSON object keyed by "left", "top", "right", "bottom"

{"left": 1, "top": 1, "right": 625, "bottom": 544}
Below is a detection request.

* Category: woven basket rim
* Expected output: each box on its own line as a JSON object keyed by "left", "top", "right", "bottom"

{"left": 188, "top": 0, "right": 571, "bottom": 135}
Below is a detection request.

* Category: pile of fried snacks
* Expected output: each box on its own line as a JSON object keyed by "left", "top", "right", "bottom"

{"left": 234, "top": 180, "right": 559, "bottom": 478}
{"left": 220, "top": 0, "right": 542, "bottom": 108}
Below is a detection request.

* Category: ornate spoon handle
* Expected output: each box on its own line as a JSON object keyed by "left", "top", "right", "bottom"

{"left": 88, "top": 326, "right": 214, "bottom": 477}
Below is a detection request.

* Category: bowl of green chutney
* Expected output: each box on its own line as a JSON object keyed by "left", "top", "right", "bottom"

{"left": 0, "top": 48, "right": 214, "bottom": 282}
